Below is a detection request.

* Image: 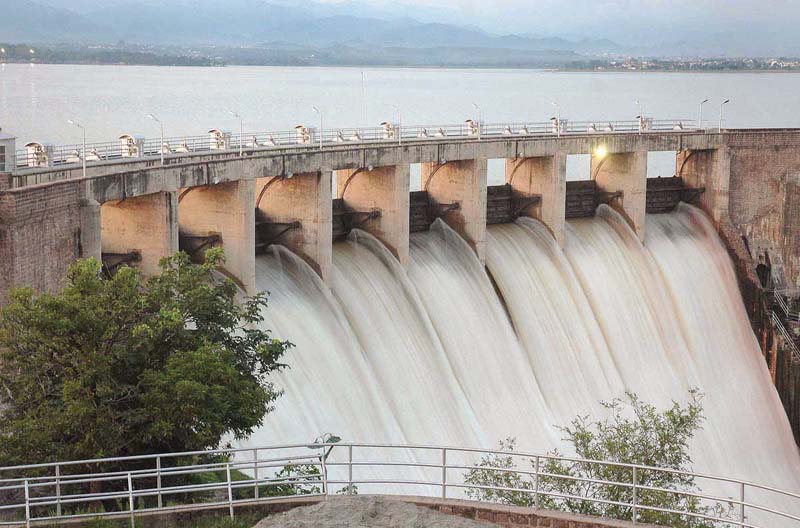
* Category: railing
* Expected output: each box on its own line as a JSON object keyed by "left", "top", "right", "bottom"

{"left": 1, "top": 442, "right": 798, "bottom": 528}
{"left": 772, "top": 311, "right": 800, "bottom": 361}
{"left": 11, "top": 118, "right": 698, "bottom": 173}
{"left": 775, "top": 291, "right": 800, "bottom": 324}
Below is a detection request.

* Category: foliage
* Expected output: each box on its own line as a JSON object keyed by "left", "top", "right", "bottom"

{"left": 465, "top": 391, "right": 734, "bottom": 528}
{"left": 0, "top": 249, "right": 291, "bottom": 468}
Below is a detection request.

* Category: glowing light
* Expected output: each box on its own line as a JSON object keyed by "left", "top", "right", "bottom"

{"left": 595, "top": 145, "right": 608, "bottom": 158}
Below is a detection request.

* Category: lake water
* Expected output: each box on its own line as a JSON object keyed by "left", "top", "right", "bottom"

{"left": 2, "top": 63, "right": 799, "bottom": 181}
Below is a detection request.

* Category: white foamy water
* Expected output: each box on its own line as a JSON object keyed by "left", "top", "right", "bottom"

{"left": 241, "top": 204, "right": 800, "bottom": 522}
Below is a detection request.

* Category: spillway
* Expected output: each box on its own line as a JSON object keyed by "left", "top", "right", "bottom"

{"left": 243, "top": 203, "right": 800, "bottom": 516}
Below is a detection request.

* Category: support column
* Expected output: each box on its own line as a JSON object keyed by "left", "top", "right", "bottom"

{"left": 591, "top": 150, "right": 648, "bottom": 241}
{"left": 506, "top": 153, "right": 567, "bottom": 246}
{"left": 178, "top": 180, "right": 256, "bottom": 294}
{"left": 422, "top": 159, "right": 488, "bottom": 262}
{"left": 101, "top": 191, "right": 179, "bottom": 276}
{"left": 677, "top": 147, "right": 730, "bottom": 224}
{"left": 335, "top": 165, "right": 410, "bottom": 266}
{"left": 255, "top": 171, "right": 332, "bottom": 283}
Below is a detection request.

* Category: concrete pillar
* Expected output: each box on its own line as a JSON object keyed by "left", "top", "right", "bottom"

{"left": 255, "top": 170, "right": 332, "bottom": 283}
{"left": 506, "top": 153, "right": 567, "bottom": 246}
{"left": 677, "top": 147, "right": 730, "bottom": 224}
{"left": 178, "top": 180, "right": 256, "bottom": 294}
{"left": 422, "top": 159, "right": 488, "bottom": 262}
{"left": 335, "top": 165, "right": 410, "bottom": 266}
{"left": 100, "top": 191, "right": 179, "bottom": 276}
{"left": 591, "top": 150, "right": 648, "bottom": 241}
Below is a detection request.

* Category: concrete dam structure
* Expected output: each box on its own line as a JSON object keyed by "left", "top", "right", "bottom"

{"left": 2, "top": 121, "right": 800, "bottom": 522}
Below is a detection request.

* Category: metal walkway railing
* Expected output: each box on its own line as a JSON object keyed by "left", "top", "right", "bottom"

{"left": 1, "top": 442, "right": 798, "bottom": 528}
{"left": 12, "top": 118, "right": 697, "bottom": 173}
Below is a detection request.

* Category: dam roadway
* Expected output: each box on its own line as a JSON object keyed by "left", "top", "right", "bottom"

{"left": 0, "top": 120, "right": 798, "bottom": 304}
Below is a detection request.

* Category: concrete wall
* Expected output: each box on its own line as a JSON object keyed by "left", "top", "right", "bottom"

{"left": 179, "top": 181, "right": 256, "bottom": 294}
{"left": 255, "top": 171, "right": 333, "bottom": 283}
{"left": 335, "top": 164, "right": 410, "bottom": 266}
{"left": 677, "top": 147, "right": 731, "bottom": 225}
{"left": 422, "top": 159, "right": 488, "bottom": 262}
{"left": 101, "top": 191, "right": 179, "bottom": 277}
{"left": 591, "top": 150, "right": 648, "bottom": 241}
{"left": 506, "top": 154, "right": 567, "bottom": 246}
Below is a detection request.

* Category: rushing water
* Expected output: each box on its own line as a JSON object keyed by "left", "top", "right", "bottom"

{"left": 242, "top": 204, "right": 800, "bottom": 513}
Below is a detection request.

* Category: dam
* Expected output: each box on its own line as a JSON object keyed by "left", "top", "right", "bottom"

{"left": 1, "top": 119, "right": 800, "bottom": 523}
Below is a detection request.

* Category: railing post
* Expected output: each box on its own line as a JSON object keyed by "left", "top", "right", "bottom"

{"left": 253, "top": 449, "right": 259, "bottom": 500}
{"left": 321, "top": 448, "right": 329, "bottom": 499}
{"left": 24, "top": 479, "right": 31, "bottom": 528}
{"left": 441, "top": 448, "right": 447, "bottom": 499}
{"left": 348, "top": 445, "right": 354, "bottom": 495}
{"left": 739, "top": 482, "right": 745, "bottom": 528}
{"left": 226, "top": 463, "right": 234, "bottom": 519}
{"left": 55, "top": 464, "right": 61, "bottom": 517}
{"left": 534, "top": 456, "right": 540, "bottom": 509}
{"left": 156, "top": 456, "right": 162, "bottom": 509}
{"left": 632, "top": 467, "right": 638, "bottom": 525}
{"left": 127, "top": 472, "right": 134, "bottom": 528}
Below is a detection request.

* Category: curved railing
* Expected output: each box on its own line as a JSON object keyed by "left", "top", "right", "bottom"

{"left": 12, "top": 118, "right": 699, "bottom": 173}
{"left": 0, "top": 442, "right": 798, "bottom": 527}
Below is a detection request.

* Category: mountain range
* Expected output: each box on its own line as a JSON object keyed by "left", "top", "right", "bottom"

{"left": 5, "top": 0, "right": 623, "bottom": 56}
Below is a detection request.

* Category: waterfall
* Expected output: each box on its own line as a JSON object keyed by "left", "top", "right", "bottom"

{"left": 242, "top": 203, "right": 800, "bottom": 517}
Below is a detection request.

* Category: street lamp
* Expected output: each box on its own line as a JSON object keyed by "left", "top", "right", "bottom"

{"left": 698, "top": 98, "right": 709, "bottom": 129}
{"left": 67, "top": 119, "right": 86, "bottom": 179}
{"left": 635, "top": 100, "right": 644, "bottom": 133}
{"left": 390, "top": 104, "right": 402, "bottom": 146}
{"left": 551, "top": 102, "right": 561, "bottom": 136}
{"left": 147, "top": 113, "right": 164, "bottom": 165}
{"left": 228, "top": 110, "right": 243, "bottom": 156}
{"left": 311, "top": 106, "right": 323, "bottom": 150}
{"left": 472, "top": 103, "right": 482, "bottom": 141}
{"left": 719, "top": 99, "right": 730, "bottom": 132}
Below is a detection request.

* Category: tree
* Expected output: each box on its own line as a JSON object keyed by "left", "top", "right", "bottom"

{"left": 0, "top": 249, "right": 291, "bottom": 467}
{"left": 465, "top": 391, "right": 733, "bottom": 528}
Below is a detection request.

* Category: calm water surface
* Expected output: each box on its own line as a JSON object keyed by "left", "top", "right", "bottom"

{"left": 1, "top": 64, "right": 798, "bottom": 180}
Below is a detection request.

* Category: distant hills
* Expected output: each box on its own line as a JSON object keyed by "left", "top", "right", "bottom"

{"left": 4, "top": 0, "right": 624, "bottom": 64}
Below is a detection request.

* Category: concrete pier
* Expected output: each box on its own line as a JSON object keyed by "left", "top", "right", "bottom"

{"left": 179, "top": 180, "right": 256, "bottom": 293}
{"left": 506, "top": 154, "right": 567, "bottom": 246}
{"left": 101, "top": 191, "right": 179, "bottom": 276}
{"left": 255, "top": 171, "right": 333, "bottom": 283}
{"left": 591, "top": 150, "right": 648, "bottom": 241}
{"left": 677, "top": 147, "right": 731, "bottom": 225}
{"left": 336, "top": 165, "right": 410, "bottom": 266}
{"left": 422, "top": 159, "right": 488, "bottom": 262}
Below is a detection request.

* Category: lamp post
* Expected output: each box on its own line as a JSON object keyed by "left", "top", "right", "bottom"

{"left": 228, "top": 110, "right": 243, "bottom": 156}
{"left": 635, "top": 100, "right": 644, "bottom": 132}
{"left": 719, "top": 99, "right": 730, "bottom": 132}
{"left": 698, "top": 98, "right": 709, "bottom": 129}
{"left": 311, "top": 106, "right": 323, "bottom": 150}
{"left": 67, "top": 119, "right": 86, "bottom": 179}
{"left": 551, "top": 102, "right": 561, "bottom": 136}
{"left": 147, "top": 114, "right": 164, "bottom": 165}
{"left": 472, "top": 103, "right": 482, "bottom": 141}
{"left": 390, "top": 104, "right": 402, "bottom": 146}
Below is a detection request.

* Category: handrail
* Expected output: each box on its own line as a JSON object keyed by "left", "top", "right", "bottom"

{"left": 0, "top": 442, "right": 797, "bottom": 528}
{"left": 10, "top": 118, "right": 699, "bottom": 177}
{"left": 776, "top": 293, "right": 800, "bottom": 323}
{"left": 772, "top": 311, "right": 800, "bottom": 361}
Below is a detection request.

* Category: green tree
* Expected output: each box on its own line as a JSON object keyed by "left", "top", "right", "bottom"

{"left": 465, "top": 391, "right": 733, "bottom": 528}
{"left": 0, "top": 249, "right": 291, "bottom": 467}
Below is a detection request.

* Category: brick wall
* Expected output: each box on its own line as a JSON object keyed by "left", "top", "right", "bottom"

{"left": 0, "top": 180, "right": 82, "bottom": 304}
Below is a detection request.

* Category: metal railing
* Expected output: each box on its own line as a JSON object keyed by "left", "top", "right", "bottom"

{"left": 1, "top": 442, "right": 798, "bottom": 528}
{"left": 775, "top": 292, "right": 800, "bottom": 324}
{"left": 772, "top": 311, "right": 800, "bottom": 361}
{"left": 11, "top": 118, "right": 699, "bottom": 173}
